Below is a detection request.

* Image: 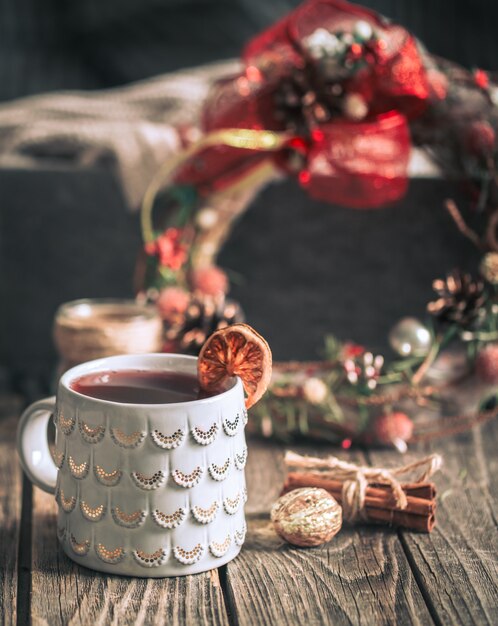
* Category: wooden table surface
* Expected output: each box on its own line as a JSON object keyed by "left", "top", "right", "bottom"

{"left": 1, "top": 391, "right": 497, "bottom": 626}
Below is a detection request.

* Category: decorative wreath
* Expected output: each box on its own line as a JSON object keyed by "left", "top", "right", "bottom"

{"left": 137, "top": 0, "right": 498, "bottom": 450}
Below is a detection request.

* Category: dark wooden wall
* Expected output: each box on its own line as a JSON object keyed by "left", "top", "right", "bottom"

{"left": 0, "top": 0, "right": 497, "bottom": 102}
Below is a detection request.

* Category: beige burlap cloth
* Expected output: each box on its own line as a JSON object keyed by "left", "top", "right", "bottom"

{"left": 0, "top": 60, "right": 239, "bottom": 208}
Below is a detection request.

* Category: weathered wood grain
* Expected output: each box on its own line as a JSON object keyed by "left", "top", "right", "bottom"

{"left": 30, "top": 488, "right": 230, "bottom": 626}
{"left": 370, "top": 417, "right": 498, "bottom": 626}
{"left": 367, "top": 379, "right": 498, "bottom": 626}
{"left": 0, "top": 396, "right": 22, "bottom": 626}
{"left": 225, "top": 441, "right": 433, "bottom": 626}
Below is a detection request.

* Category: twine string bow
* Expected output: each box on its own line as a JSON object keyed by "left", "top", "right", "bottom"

{"left": 285, "top": 451, "right": 442, "bottom": 522}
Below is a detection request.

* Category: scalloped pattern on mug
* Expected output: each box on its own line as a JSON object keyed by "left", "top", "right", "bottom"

{"left": 191, "top": 423, "right": 219, "bottom": 445}
{"left": 58, "top": 489, "right": 76, "bottom": 513}
{"left": 131, "top": 470, "right": 166, "bottom": 491}
{"left": 208, "top": 458, "right": 231, "bottom": 481}
{"left": 209, "top": 534, "right": 231, "bottom": 558}
{"left": 70, "top": 533, "right": 90, "bottom": 556}
{"left": 223, "top": 492, "right": 241, "bottom": 515}
{"left": 191, "top": 501, "right": 219, "bottom": 524}
{"left": 234, "top": 522, "right": 247, "bottom": 546}
{"left": 94, "top": 465, "right": 122, "bottom": 487}
{"left": 173, "top": 543, "right": 204, "bottom": 565}
{"left": 51, "top": 449, "right": 65, "bottom": 469}
{"left": 171, "top": 466, "right": 203, "bottom": 489}
{"left": 110, "top": 428, "right": 146, "bottom": 449}
{"left": 79, "top": 419, "right": 105, "bottom": 444}
{"left": 111, "top": 506, "right": 147, "bottom": 529}
{"left": 80, "top": 500, "right": 106, "bottom": 522}
{"left": 95, "top": 543, "right": 125, "bottom": 564}
{"left": 59, "top": 413, "right": 75, "bottom": 436}
{"left": 56, "top": 525, "right": 66, "bottom": 541}
{"left": 152, "top": 507, "right": 187, "bottom": 529}
{"left": 150, "top": 428, "right": 185, "bottom": 450}
{"left": 132, "top": 547, "right": 168, "bottom": 568}
{"left": 68, "top": 456, "right": 89, "bottom": 479}
{"left": 234, "top": 447, "right": 248, "bottom": 470}
{"left": 222, "top": 414, "right": 240, "bottom": 436}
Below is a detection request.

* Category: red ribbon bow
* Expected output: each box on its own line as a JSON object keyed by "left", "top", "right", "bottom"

{"left": 179, "top": 0, "right": 433, "bottom": 208}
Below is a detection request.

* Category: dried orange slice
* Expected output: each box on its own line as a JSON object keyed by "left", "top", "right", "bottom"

{"left": 198, "top": 324, "right": 272, "bottom": 409}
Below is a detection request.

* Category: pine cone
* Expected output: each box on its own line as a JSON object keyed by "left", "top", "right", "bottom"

{"left": 480, "top": 252, "right": 498, "bottom": 285}
{"left": 274, "top": 69, "right": 337, "bottom": 134}
{"left": 427, "top": 270, "right": 487, "bottom": 327}
{"left": 165, "top": 296, "right": 244, "bottom": 355}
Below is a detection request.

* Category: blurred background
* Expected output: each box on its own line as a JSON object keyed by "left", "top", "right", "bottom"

{"left": 0, "top": 0, "right": 496, "bottom": 391}
{"left": 0, "top": 0, "right": 496, "bottom": 101}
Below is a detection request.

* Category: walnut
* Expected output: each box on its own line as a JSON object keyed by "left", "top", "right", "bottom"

{"left": 271, "top": 488, "right": 342, "bottom": 547}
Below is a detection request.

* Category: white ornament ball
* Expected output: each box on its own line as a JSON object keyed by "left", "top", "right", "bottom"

{"left": 302, "top": 377, "right": 328, "bottom": 405}
{"left": 196, "top": 208, "right": 218, "bottom": 230}
{"left": 343, "top": 93, "right": 368, "bottom": 121}
{"left": 389, "top": 317, "right": 432, "bottom": 357}
{"left": 354, "top": 20, "right": 373, "bottom": 42}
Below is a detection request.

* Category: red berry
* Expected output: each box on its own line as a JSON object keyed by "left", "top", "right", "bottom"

{"left": 474, "top": 69, "right": 489, "bottom": 89}
{"left": 476, "top": 344, "right": 498, "bottom": 383}
{"left": 466, "top": 121, "right": 496, "bottom": 156}
{"left": 373, "top": 412, "right": 414, "bottom": 445}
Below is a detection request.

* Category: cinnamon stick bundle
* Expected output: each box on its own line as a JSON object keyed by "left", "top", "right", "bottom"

{"left": 281, "top": 472, "right": 437, "bottom": 532}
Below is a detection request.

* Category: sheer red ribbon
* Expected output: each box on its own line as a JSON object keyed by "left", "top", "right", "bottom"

{"left": 179, "top": 0, "right": 433, "bottom": 208}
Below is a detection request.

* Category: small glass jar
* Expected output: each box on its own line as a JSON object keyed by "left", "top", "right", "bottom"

{"left": 53, "top": 298, "right": 163, "bottom": 375}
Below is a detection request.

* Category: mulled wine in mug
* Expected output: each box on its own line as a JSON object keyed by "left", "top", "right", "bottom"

{"left": 17, "top": 353, "right": 248, "bottom": 577}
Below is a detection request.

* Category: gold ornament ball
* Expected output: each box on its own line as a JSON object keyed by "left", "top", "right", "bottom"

{"left": 302, "top": 377, "right": 328, "bottom": 405}
{"left": 480, "top": 252, "right": 498, "bottom": 285}
{"left": 271, "top": 488, "right": 342, "bottom": 547}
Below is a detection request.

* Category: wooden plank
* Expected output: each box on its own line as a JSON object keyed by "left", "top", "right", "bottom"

{"left": 370, "top": 416, "right": 498, "bottom": 626}
{"left": 0, "top": 395, "right": 23, "bottom": 626}
{"left": 225, "top": 440, "right": 433, "bottom": 626}
{"left": 30, "top": 489, "right": 230, "bottom": 626}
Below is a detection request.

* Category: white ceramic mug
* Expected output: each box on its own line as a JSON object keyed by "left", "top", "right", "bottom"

{"left": 17, "top": 354, "right": 248, "bottom": 577}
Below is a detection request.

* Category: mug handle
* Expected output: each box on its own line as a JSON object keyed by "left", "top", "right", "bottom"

{"left": 17, "top": 397, "right": 57, "bottom": 494}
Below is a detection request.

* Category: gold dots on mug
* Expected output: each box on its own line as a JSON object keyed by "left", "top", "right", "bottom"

{"left": 56, "top": 525, "right": 66, "bottom": 541}
{"left": 68, "top": 456, "right": 89, "bottom": 479}
{"left": 58, "top": 489, "right": 76, "bottom": 513}
{"left": 234, "top": 447, "right": 248, "bottom": 470}
{"left": 95, "top": 543, "right": 125, "bottom": 564}
{"left": 152, "top": 507, "right": 187, "bottom": 529}
{"left": 208, "top": 458, "right": 231, "bottom": 481}
{"left": 234, "top": 522, "right": 247, "bottom": 546}
{"left": 131, "top": 470, "right": 166, "bottom": 491}
{"left": 171, "top": 467, "right": 203, "bottom": 489}
{"left": 70, "top": 534, "right": 90, "bottom": 556}
{"left": 111, "top": 506, "right": 146, "bottom": 529}
{"left": 51, "top": 449, "right": 65, "bottom": 469}
{"left": 150, "top": 428, "right": 185, "bottom": 450}
{"left": 222, "top": 414, "right": 240, "bottom": 436}
{"left": 223, "top": 492, "right": 242, "bottom": 515}
{"left": 58, "top": 413, "right": 75, "bottom": 436}
{"left": 132, "top": 547, "right": 168, "bottom": 568}
{"left": 191, "top": 423, "right": 219, "bottom": 445}
{"left": 191, "top": 501, "right": 219, "bottom": 524}
{"left": 94, "top": 465, "right": 122, "bottom": 487}
{"left": 78, "top": 420, "right": 105, "bottom": 444}
{"left": 173, "top": 543, "right": 204, "bottom": 565}
{"left": 80, "top": 500, "right": 106, "bottom": 522}
{"left": 209, "top": 534, "right": 231, "bottom": 558}
{"left": 110, "top": 428, "right": 146, "bottom": 449}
